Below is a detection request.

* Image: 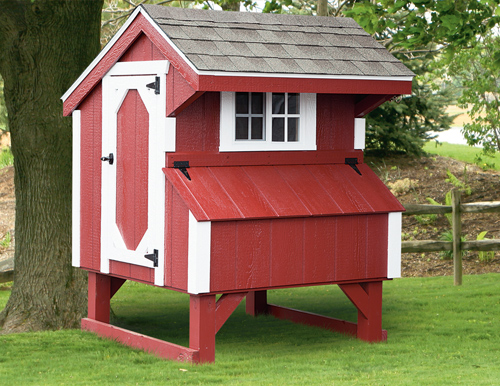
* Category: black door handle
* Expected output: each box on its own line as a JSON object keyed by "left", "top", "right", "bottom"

{"left": 101, "top": 153, "right": 114, "bottom": 165}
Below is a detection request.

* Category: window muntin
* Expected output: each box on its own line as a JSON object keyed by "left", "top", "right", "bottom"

{"left": 220, "top": 91, "right": 316, "bottom": 152}
{"left": 235, "top": 92, "right": 265, "bottom": 140}
{"left": 269, "top": 93, "right": 300, "bottom": 142}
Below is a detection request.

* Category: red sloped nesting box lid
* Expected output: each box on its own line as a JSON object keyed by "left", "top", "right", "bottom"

{"left": 163, "top": 164, "right": 404, "bottom": 222}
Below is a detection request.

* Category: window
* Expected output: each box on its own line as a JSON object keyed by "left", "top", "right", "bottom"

{"left": 220, "top": 92, "right": 316, "bottom": 152}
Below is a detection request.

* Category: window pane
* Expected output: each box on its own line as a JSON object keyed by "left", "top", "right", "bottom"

{"left": 251, "top": 117, "right": 264, "bottom": 139}
{"left": 251, "top": 93, "right": 264, "bottom": 114}
{"left": 236, "top": 92, "right": 249, "bottom": 114}
{"left": 236, "top": 117, "right": 248, "bottom": 139}
{"left": 288, "top": 93, "right": 300, "bottom": 114}
{"left": 272, "top": 118, "right": 285, "bottom": 142}
{"left": 272, "top": 93, "right": 285, "bottom": 114}
{"left": 288, "top": 118, "right": 298, "bottom": 141}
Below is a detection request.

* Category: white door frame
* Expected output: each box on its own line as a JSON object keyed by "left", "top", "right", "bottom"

{"left": 101, "top": 60, "right": 172, "bottom": 286}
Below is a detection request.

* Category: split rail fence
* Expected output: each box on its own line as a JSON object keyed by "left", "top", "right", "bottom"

{"left": 402, "top": 189, "right": 500, "bottom": 285}
{"left": 1, "top": 190, "right": 500, "bottom": 286}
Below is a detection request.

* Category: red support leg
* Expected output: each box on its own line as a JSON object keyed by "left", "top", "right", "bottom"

{"left": 189, "top": 294, "right": 216, "bottom": 363}
{"left": 246, "top": 290, "right": 268, "bottom": 316}
{"left": 340, "top": 281, "right": 385, "bottom": 342}
{"left": 87, "top": 272, "right": 112, "bottom": 323}
{"left": 357, "top": 282, "right": 384, "bottom": 342}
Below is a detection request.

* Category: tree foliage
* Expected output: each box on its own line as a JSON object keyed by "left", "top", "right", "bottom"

{"left": 447, "top": 32, "right": 500, "bottom": 153}
{"left": 366, "top": 60, "right": 456, "bottom": 156}
{"left": 0, "top": 76, "right": 7, "bottom": 137}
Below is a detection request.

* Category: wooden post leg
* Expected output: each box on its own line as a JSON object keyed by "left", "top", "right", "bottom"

{"left": 87, "top": 272, "right": 111, "bottom": 323}
{"left": 189, "top": 294, "right": 216, "bottom": 363}
{"left": 356, "top": 281, "right": 384, "bottom": 342}
{"left": 246, "top": 290, "right": 268, "bottom": 316}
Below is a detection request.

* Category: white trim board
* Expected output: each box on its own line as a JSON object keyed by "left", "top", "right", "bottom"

{"left": 187, "top": 212, "right": 211, "bottom": 294}
{"left": 72, "top": 110, "right": 81, "bottom": 268}
{"left": 354, "top": 118, "right": 366, "bottom": 150}
{"left": 387, "top": 212, "right": 402, "bottom": 279}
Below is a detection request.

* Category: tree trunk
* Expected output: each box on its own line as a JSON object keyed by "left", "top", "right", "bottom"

{"left": 0, "top": 0, "right": 104, "bottom": 333}
{"left": 220, "top": 1, "right": 240, "bottom": 11}
{"left": 317, "top": 0, "right": 328, "bottom": 16}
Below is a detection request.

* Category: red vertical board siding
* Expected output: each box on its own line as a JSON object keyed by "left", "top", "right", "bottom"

{"left": 317, "top": 94, "right": 355, "bottom": 151}
{"left": 79, "top": 84, "right": 102, "bottom": 271}
{"left": 170, "top": 189, "right": 189, "bottom": 291}
{"left": 210, "top": 222, "right": 237, "bottom": 292}
{"left": 303, "top": 217, "right": 337, "bottom": 283}
{"left": 335, "top": 215, "right": 367, "bottom": 281}
{"left": 209, "top": 215, "right": 387, "bottom": 292}
{"left": 116, "top": 90, "right": 149, "bottom": 251}
{"left": 176, "top": 92, "right": 220, "bottom": 152}
{"left": 164, "top": 182, "right": 173, "bottom": 287}
{"left": 236, "top": 220, "right": 271, "bottom": 290}
{"left": 270, "top": 219, "right": 304, "bottom": 287}
{"left": 365, "top": 214, "right": 388, "bottom": 278}
{"left": 119, "top": 33, "right": 166, "bottom": 62}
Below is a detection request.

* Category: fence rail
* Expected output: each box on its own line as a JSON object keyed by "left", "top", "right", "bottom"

{"left": 402, "top": 189, "right": 500, "bottom": 285}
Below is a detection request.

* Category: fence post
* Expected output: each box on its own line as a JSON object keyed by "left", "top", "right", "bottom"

{"left": 451, "top": 189, "right": 462, "bottom": 286}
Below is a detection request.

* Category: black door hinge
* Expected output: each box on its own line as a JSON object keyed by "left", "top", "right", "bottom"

{"left": 174, "top": 161, "right": 191, "bottom": 181}
{"left": 345, "top": 158, "right": 362, "bottom": 176}
{"left": 144, "top": 249, "right": 158, "bottom": 267}
{"left": 146, "top": 76, "right": 160, "bottom": 95}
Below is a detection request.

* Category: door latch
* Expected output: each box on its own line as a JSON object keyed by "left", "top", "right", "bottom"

{"left": 101, "top": 153, "right": 114, "bottom": 165}
{"left": 144, "top": 249, "right": 158, "bottom": 267}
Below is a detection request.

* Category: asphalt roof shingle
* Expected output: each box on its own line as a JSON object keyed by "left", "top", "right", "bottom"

{"left": 142, "top": 4, "right": 414, "bottom": 78}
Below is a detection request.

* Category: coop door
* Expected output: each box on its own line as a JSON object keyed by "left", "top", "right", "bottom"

{"left": 101, "top": 61, "right": 171, "bottom": 287}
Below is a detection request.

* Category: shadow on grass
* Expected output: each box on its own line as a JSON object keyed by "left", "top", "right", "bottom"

{"left": 109, "top": 283, "right": 360, "bottom": 351}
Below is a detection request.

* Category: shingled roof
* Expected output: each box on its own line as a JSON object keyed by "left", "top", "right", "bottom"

{"left": 141, "top": 4, "right": 413, "bottom": 78}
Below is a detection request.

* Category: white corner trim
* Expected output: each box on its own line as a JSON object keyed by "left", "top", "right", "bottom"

{"left": 72, "top": 110, "right": 81, "bottom": 268}
{"left": 219, "top": 92, "right": 317, "bottom": 152}
{"left": 354, "top": 118, "right": 366, "bottom": 150}
{"left": 387, "top": 212, "right": 402, "bottom": 279}
{"left": 187, "top": 211, "right": 211, "bottom": 294}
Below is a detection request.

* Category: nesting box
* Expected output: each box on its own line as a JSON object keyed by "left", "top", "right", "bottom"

{"left": 63, "top": 5, "right": 413, "bottom": 363}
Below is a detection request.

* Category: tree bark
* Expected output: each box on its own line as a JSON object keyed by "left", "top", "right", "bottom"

{"left": 220, "top": 1, "right": 240, "bottom": 11}
{"left": 317, "top": 0, "right": 328, "bottom": 16}
{"left": 0, "top": 0, "right": 103, "bottom": 333}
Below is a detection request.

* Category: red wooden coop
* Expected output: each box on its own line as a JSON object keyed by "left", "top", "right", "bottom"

{"left": 62, "top": 5, "right": 413, "bottom": 363}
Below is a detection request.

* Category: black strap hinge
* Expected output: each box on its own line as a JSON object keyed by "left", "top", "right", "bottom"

{"left": 345, "top": 158, "right": 362, "bottom": 175}
{"left": 146, "top": 76, "right": 160, "bottom": 95}
{"left": 144, "top": 249, "right": 158, "bottom": 267}
{"left": 174, "top": 161, "right": 191, "bottom": 181}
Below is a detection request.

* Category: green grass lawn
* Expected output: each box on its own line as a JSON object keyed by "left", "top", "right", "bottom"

{"left": 424, "top": 141, "right": 500, "bottom": 171}
{"left": 1, "top": 275, "right": 500, "bottom": 385}
{"left": 0, "top": 147, "right": 13, "bottom": 168}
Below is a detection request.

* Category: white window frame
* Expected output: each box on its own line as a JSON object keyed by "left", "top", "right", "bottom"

{"left": 220, "top": 92, "right": 317, "bottom": 152}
